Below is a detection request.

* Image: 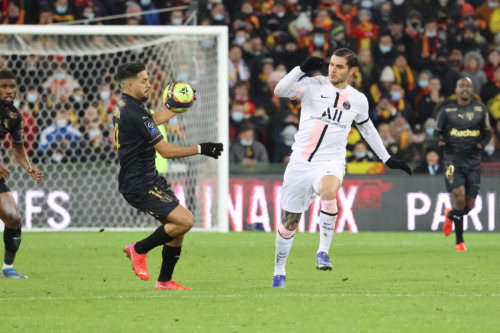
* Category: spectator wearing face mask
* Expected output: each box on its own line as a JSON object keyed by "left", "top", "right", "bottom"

{"left": 210, "top": 3, "right": 229, "bottom": 25}
{"left": 413, "top": 148, "right": 445, "bottom": 175}
{"left": 262, "top": 14, "right": 288, "bottom": 51}
{"left": 423, "top": 117, "right": 440, "bottom": 147}
{"left": 372, "top": 0, "right": 392, "bottom": 35}
{"left": 461, "top": 51, "right": 487, "bottom": 94}
{"left": 474, "top": 0, "right": 499, "bottom": 25}
{"left": 243, "top": 36, "right": 266, "bottom": 76}
{"left": 239, "top": 2, "right": 261, "bottom": 30}
{"left": 346, "top": 141, "right": 375, "bottom": 163}
{"left": 79, "top": 5, "right": 101, "bottom": 25}
{"left": 230, "top": 123, "right": 269, "bottom": 165}
{"left": 352, "top": 9, "right": 379, "bottom": 51}
{"left": 168, "top": 10, "right": 183, "bottom": 26}
{"left": 38, "top": 110, "right": 81, "bottom": 154}
{"left": 410, "top": 20, "right": 443, "bottom": 72}
{"left": 456, "top": 26, "right": 487, "bottom": 58}
{"left": 273, "top": 122, "right": 297, "bottom": 163}
{"left": 415, "top": 77, "right": 443, "bottom": 125}
{"left": 137, "top": 0, "right": 160, "bottom": 25}
{"left": 307, "top": 27, "right": 330, "bottom": 57}
{"left": 52, "top": 0, "right": 75, "bottom": 23}
{"left": 229, "top": 104, "right": 246, "bottom": 142}
{"left": 480, "top": 67, "right": 500, "bottom": 107}
{"left": 372, "top": 34, "right": 398, "bottom": 78}
{"left": 403, "top": 10, "right": 423, "bottom": 46}
{"left": 3, "top": 0, "right": 25, "bottom": 24}
{"left": 42, "top": 63, "right": 80, "bottom": 100}
{"left": 434, "top": 49, "right": 462, "bottom": 96}
{"left": 232, "top": 80, "right": 256, "bottom": 117}
{"left": 389, "top": 83, "right": 413, "bottom": 123}
{"left": 481, "top": 135, "right": 500, "bottom": 162}
{"left": 329, "top": 24, "right": 348, "bottom": 50}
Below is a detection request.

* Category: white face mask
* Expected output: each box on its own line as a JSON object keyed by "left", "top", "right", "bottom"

{"left": 484, "top": 145, "right": 495, "bottom": 156}
{"left": 26, "top": 93, "right": 38, "bottom": 103}
{"left": 89, "top": 129, "right": 101, "bottom": 139}
{"left": 52, "top": 154, "right": 63, "bottom": 163}
{"left": 56, "top": 119, "right": 67, "bottom": 128}
{"left": 100, "top": 90, "right": 111, "bottom": 100}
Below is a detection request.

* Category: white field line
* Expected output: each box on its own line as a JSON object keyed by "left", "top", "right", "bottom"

{"left": 0, "top": 294, "right": 499, "bottom": 301}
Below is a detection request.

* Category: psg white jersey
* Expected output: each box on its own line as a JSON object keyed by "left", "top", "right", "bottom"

{"left": 275, "top": 66, "right": 389, "bottom": 164}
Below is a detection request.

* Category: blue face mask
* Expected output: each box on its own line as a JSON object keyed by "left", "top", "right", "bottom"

{"left": 168, "top": 117, "right": 178, "bottom": 125}
{"left": 313, "top": 36, "right": 325, "bottom": 46}
{"left": 354, "top": 152, "right": 367, "bottom": 158}
{"left": 284, "top": 140, "right": 294, "bottom": 146}
{"left": 485, "top": 145, "right": 495, "bottom": 155}
{"left": 235, "top": 36, "right": 246, "bottom": 45}
{"left": 56, "top": 6, "right": 67, "bottom": 14}
{"left": 202, "top": 38, "right": 214, "bottom": 48}
{"left": 56, "top": 72, "right": 66, "bottom": 80}
{"left": 83, "top": 13, "right": 94, "bottom": 20}
{"left": 177, "top": 72, "right": 189, "bottom": 82}
{"left": 489, "top": 1, "right": 499, "bottom": 8}
{"left": 361, "top": 0, "right": 373, "bottom": 8}
{"left": 379, "top": 45, "right": 391, "bottom": 54}
{"left": 140, "top": 0, "right": 151, "bottom": 6}
{"left": 52, "top": 155, "right": 63, "bottom": 163}
{"left": 426, "top": 128, "right": 434, "bottom": 136}
{"left": 13, "top": 100, "right": 20, "bottom": 108}
{"left": 240, "top": 139, "right": 253, "bottom": 146}
{"left": 213, "top": 14, "right": 224, "bottom": 21}
{"left": 231, "top": 112, "right": 244, "bottom": 122}
{"left": 172, "top": 18, "right": 183, "bottom": 25}
{"left": 419, "top": 80, "right": 429, "bottom": 88}
{"left": 89, "top": 129, "right": 101, "bottom": 139}
{"left": 391, "top": 91, "right": 402, "bottom": 101}
{"left": 277, "top": 12, "right": 285, "bottom": 18}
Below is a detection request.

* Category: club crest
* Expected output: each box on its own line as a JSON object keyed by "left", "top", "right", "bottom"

{"left": 343, "top": 101, "right": 351, "bottom": 110}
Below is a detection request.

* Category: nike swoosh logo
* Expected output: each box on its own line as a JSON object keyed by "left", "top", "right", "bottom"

{"left": 321, "top": 95, "right": 329, "bottom": 98}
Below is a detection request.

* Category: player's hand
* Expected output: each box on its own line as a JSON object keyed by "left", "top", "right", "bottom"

{"left": 300, "top": 56, "right": 326, "bottom": 72}
{"left": 385, "top": 157, "right": 412, "bottom": 175}
{"left": 438, "top": 141, "right": 446, "bottom": 147}
{"left": 477, "top": 143, "right": 483, "bottom": 151}
{"left": 0, "top": 164, "right": 11, "bottom": 178}
{"left": 27, "top": 166, "right": 43, "bottom": 183}
{"left": 200, "top": 142, "right": 223, "bottom": 159}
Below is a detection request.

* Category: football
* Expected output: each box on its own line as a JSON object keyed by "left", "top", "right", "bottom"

{"left": 162, "top": 81, "right": 195, "bottom": 113}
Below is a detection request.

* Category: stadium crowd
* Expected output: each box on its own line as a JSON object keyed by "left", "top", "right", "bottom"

{"left": 1, "top": 0, "right": 500, "bottom": 173}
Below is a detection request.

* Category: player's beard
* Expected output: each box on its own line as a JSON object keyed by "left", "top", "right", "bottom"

{"left": 0, "top": 97, "right": 13, "bottom": 107}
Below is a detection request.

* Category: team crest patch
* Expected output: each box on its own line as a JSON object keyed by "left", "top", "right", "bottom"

{"left": 466, "top": 112, "right": 474, "bottom": 121}
{"left": 144, "top": 119, "right": 159, "bottom": 135}
{"left": 343, "top": 101, "right": 351, "bottom": 110}
{"left": 3, "top": 119, "right": 9, "bottom": 128}
{"left": 9, "top": 112, "right": 17, "bottom": 119}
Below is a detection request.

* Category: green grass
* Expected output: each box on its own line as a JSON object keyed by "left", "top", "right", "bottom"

{"left": 1, "top": 232, "right": 500, "bottom": 333}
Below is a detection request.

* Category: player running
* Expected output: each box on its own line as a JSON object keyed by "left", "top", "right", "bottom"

{"left": 435, "top": 77, "right": 491, "bottom": 251}
{"left": 114, "top": 62, "right": 223, "bottom": 290}
{"left": 271, "top": 49, "right": 411, "bottom": 288}
{"left": 0, "top": 70, "right": 43, "bottom": 278}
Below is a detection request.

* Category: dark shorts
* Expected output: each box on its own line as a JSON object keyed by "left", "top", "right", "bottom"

{"left": 122, "top": 177, "right": 180, "bottom": 221}
{"left": 443, "top": 162, "right": 481, "bottom": 198}
{"left": 0, "top": 178, "right": 11, "bottom": 194}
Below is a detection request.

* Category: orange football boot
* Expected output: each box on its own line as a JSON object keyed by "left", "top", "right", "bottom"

{"left": 443, "top": 208, "right": 453, "bottom": 236}
{"left": 155, "top": 280, "right": 192, "bottom": 290}
{"left": 124, "top": 242, "right": 150, "bottom": 280}
{"left": 455, "top": 242, "right": 467, "bottom": 251}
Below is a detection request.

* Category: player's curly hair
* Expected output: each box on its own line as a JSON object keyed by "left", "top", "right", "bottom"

{"left": 333, "top": 48, "right": 358, "bottom": 69}
{"left": 0, "top": 70, "right": 16, "bottom": 81}
{"left": 117, "top": 61, "right": 146, "bottom": 84}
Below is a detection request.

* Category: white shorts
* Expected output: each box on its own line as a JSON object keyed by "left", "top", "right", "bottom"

{"left": 281, "top": 157, "right": 345, "bottom": 213}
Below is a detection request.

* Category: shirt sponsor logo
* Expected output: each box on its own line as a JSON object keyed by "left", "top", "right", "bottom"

{"left": 144, "top": 119, "right": 159, "bottom": 135}
{"left": 310, "top": 115, "right": 347, "bottom": 129}
{"left": 449, "top": 128, "right": 480, "bottom": 137}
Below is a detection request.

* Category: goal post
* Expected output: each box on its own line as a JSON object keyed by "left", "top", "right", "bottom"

{"left": 0, "top": 25, "right": 229, "bottom": 232}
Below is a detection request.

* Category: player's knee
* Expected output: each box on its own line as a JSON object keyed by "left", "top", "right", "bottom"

{"left": 321, "top": 199, "right": 338, "bottom": 214}
{"left": 454, "top": 197, "right": 466, "bottom": 210}
{"left": 320, "top": 189, "right": 337, "bottom": 201}
{"left": 4, "top": 213, "right": 21, "bottom": 229}
{"left": 180, "top": 213, "right": 194, "bottom": 233}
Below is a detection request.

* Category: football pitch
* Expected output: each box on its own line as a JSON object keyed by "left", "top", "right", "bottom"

{"left": 1, "top": 232, "right": 499, "bottom": 332}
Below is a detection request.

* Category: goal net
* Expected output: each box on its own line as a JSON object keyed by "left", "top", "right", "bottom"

{"left": 0, "top": 25, "right": 228, "bottom": 232}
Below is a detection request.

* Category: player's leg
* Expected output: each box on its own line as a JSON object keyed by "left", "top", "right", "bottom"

{"left": 315, "top": 174, "right": 342, "bottom": 271}
{"left": 0, "top": 190, "right": 26, "bottom": 279}
{"left": 273, "top": 211, "right": 301, "bottom": 287}
{"left": 447, "top": 186, "right": 467, "bottom": 246}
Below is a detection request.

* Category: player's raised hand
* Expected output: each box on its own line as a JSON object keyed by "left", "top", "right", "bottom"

{"left": 200, "top": 142, "right": 224, "bottom": 159}
{"left": 385, "top": 157, "right": 412, "bottom": 175}
{"left": 27, "top": 166, "right": 43, "bottom": 183}
{"left": 300, "top": 56, "right": 326, "bottom": 73}
{"left": 0, "top": 164, "right": 11, "bottom": 178}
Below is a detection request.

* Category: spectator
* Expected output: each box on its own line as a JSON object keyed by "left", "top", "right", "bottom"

{"left": 38, "top": 110, "right": 81, "bottom": 154}
{"left": 403, "top": 10, "right": 423, "bottom": 50}
{"left": 415, "top": 76, "right": 443, "bottom": 124}
{"left": 372, "top": 1, "right": 392, "bottom": 34}
{"left": 474, "top": 0, "right": 498, "bottom": 26}
{"left": 228, "top": 46, "right": 251, "bottom": 88}
{"left": 373, "top": 34, "right": 398, "bottom": 77}
{"left": 390, "top": 111, "right": 413, "bottom": 151}
{"left": 461, "top": 50, "right": 487, "bottom": 94}
{"left": 487, "top": 94, "right": 500, "bottom": 124}
{"left": 371, "top": 93, "right": 397, "bottom": 125}
{"left": 332, "top": 0, "right": 358, "bottom": 37}
{"left": 39, "top": 6, "right": 53, "bottom": 24}
{"left": 389, "top": 83, "right": 413, "bottom": 122}
{"left": 69, "top": 88, "right": 84, "bottom": 104}
{"left": 480, "top": 67, "right": 500, "bottom": 106}
{"left": 482, "top": 49, "right": 500, "bottom": 80}
{"left": 456, "top": 26, "right": 487, "bottom": 57}
{"left": 289, "top": 12, "right": 313, "bottom": 48}
{"left": 347, "top": 141, "right": 375, "bottom": 162}
{"left": 261, "top": 14, "right": 287, "bottom": 51}
{"left": 377, "top": 122, "right": 400, "bottom": 157}
{"left": 125, "top": 3, "right": 142, "bottom": 25}
{"left": 392, "top": 53, "right": 417, "bottom": 95}
{"left": 423, "top": 117, "right": 440, "bottom": 147}
{"left": 435, "top": 49, "right": 462, "bottom": 96}
{"left": 138, "top": 0, "right": 160, "bottom": 26}
{"left": 410, "top": 20, "right": 442, "bottom": 71}
{"left": 273, "top": 122, "right": 297, "bottom": 163}
{"left": 357, "top": 48, "right": 375, "bottom": 91}
{"left": 52, "top": 0, "right": 75, "bottom": 23}
{"left": 254, "top": 70, "right": 288, "bottom": 120}
{"left": 229, "top": 104, "right": 246, "bottom": 142}
{"left": 482, "top": 136, "right": 500, "bottom": 162}
{"left": 432, "top": 0, "right": 460, "bottom": 22}
{"left": 210, "top": 3, "right": 229, "bottom": 25}
{"left": 388, "top": 20, "right": 406, "bottom": 53}
{"left": 413, "top": 148, "right": 445, "bottom": 174}
{"left": 168, "top": 10, "right": 183, "bottom": 26}
{"left": 230, "top": 123, "right": 269, "bottom": 165}
{"left": 42, "top": 63, "right": 80, "bottom": 100}
{"left": 308, "top": 27, "right": 330, "bottom": 57}
{"left": 313, "top": 8, "right": 333, "bottom": 31}
{"left": 352, "top": 9, "right": 379, "bottom": 51}
{"left": 244, "top": 35, "right": 266, "bottom": 74}
{"left": 276, "top": 38, "right": 307, "bottom": 72}
{"left": 404, "top": 123, "right": 429, "bottom": 163}
{"left": 232, "top": 80, "right": 256, "bottom": 118}
{"left": 3, "top": 0, "right": 25, "bottom": 24}
{"left": 329, "top": 24, "right": 348, "bottom": 50}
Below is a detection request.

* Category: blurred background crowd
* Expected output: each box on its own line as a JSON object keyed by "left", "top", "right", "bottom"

{"left": 1, "top": 0, "right": 500, "bottom": 174}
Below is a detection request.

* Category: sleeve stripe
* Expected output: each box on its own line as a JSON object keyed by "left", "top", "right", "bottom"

{"left": 149, "top": 134, "right": 162, "bottom": 144}
{"left": 355, "top": 116, "right": 370, "bottom": 125}
{"left": 290, "top": 82, "right": 303, "bottom": 100}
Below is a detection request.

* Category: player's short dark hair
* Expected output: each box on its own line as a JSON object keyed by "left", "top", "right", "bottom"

{"left": 0, "top": 70, "right": 16, "bottom": 81}
{"left": 332, "top": 48, "right": 357, "bottom": 69}
{"left": 117, "top": 61, "right": 146, "bottom": 83}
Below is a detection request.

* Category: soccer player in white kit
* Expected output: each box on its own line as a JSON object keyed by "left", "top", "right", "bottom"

{"left": 271, "top": 48, "right": 412, "bottom": 288}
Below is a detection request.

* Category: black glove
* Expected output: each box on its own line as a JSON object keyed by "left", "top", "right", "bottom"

{"left": 300, "top": 56, "right": 326, "bottom": 73}
{"left": 200, "top": 142, "right": 223, "bottom": 159}
{"left": 385, "top": 157, "right": 412, "bottom": 175}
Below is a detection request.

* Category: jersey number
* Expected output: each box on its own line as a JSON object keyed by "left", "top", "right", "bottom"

{"left": 114, "top": 123, "right": 120, "bottom": 150}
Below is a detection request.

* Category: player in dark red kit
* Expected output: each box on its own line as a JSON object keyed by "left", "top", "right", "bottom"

{"left": 0, "top": 70, "right": 43, "bottom": 278}
{"left": 114, "top": 62, "right": 223, "bottom": 290}
{"left": 434, "top": 77, "right": 491, "bottom": 251}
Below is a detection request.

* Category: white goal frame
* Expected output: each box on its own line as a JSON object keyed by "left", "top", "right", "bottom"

{"left": 0, "top": 25, "right": 229, "bottom": 232}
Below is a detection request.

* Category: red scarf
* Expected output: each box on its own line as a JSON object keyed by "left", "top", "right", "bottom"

{"left": 421, "top": 35, "right": 439, "bottom": 57}
{"left": 334, "top": 6, "right": 358, "bottom": 36}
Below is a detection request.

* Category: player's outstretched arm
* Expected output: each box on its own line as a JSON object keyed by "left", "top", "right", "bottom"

{"left": 274, "top": 57, "right": 325, "bottom": 98}
{"left": 356, "top": 118, "right": 412, "bottom": 175}
{"left": 12, "top": 143, "right": 43, "bottom": 183}
{"left": 153, "top": 140, "right": 223, "bottom": 159}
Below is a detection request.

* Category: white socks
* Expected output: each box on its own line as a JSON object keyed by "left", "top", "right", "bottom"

{"left": 317, "top": 211, "right": 337, "bottom": 254}
{"left": 2, "top": 263, "right": 13, "bottom": 270}
{"left": 274, "top": 231, "right": 294, "bottom": 276}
